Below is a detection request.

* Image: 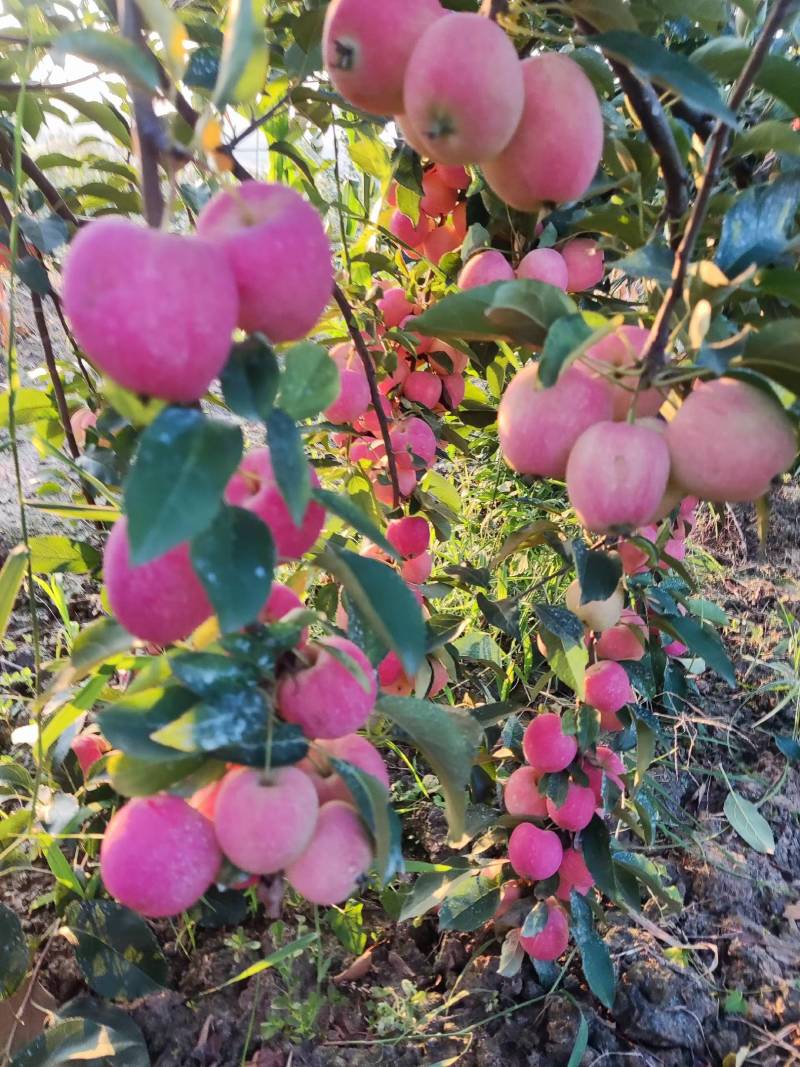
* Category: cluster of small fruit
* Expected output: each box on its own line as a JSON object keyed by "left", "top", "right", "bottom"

{"left": 498, "top": 330, "right": 797, "bottom": 534}
{"left": 458, "top": 238, "right": 604, "bottom": 296}
{"left": 62, "top": 180, "right": 333, "bottom": 404}
{"left": 387, "top": 164, "right": 470, "bottom": 264}
{"left": 323, "top": 0, "right": 603, "bottom": 211}
{"left": 99, "top": 630, "right": 388, "bottom": 918}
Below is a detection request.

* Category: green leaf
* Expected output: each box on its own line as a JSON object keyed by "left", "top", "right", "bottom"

{"left": 171, "top": 653, "right": 262, "bottom": 697}
{"left": 70, "top": 617, "right": 132, "bottom": 675}
{"left": 534, "top": 604, "right": 584, "bottom": 647}
{"left": 329, "top": 759, "right": 403, "bottom": 883}
{"left": 278, "top": 342, "right": 340, "bottom": 421}
{"left": 659, "top": 613, "right": 735, "bottom": 686}
{"left": 323, "top": 548, "right": 426, "bottom": 676}
{"left": 738, "top": 318, "right": 800, "bottom": 392}
{"left": 99, "top": 685, "right": 198, "bottom": 761}
{"left": 591, "top": 31, "right": 736, "bottom": 125}
{"left": 0, "top": 388, "right": 58, "bottom": 429}
{"left": 124, "top": 407, "right": 243, "bottom": 565}
{"left": 485, "top": 280, "right": 579, "bottom": 347}
{"left": 266, "top": 408, "right": 311, "bottom": 527}
{"left": 570, "top": 892, "right": 616, "bottom": 1009}
{"left": 376, "top": 695, "right": 482, "bottom": 847}
{"left": 53, "top": 29, "right": 161, "bottom": 91}
{"left": 0, "top": 545, "right": 28, "bottom": 643}
{"left": 184, "top": 45, "right": 220, "bottom": 89}
{"left": 152, "top": 688, "right": 277, "bottom": 767}
{"left": 0, "top": 902, "right": 28, "bottom": 999}
{"left": 312, "top": 489, "right": 399, "bottom": 559}
{"left": 51, "top": 92, "right": 131, "bottom": 147}
{"left": 615, "top": 241, "right": 674, "bottom": 286}
{"left": 539, "top": 314, "right": 595, "bottom": 387}
{"left": 220, "top": 336, "right": 279, "bottom": 421}
{"left": 776, "top": 735, "right": 800, "bottom": 762}
{"left": 190, "top": 505, "right": 275, "bottom": 633}
{"left": 107, "top": 750, "right": 209, "bottom": 796}
{"left": 756, "top": 268, "right": 800, "bottom": 310}
{"left": 56, "top": 997, "right": 149, "bottom": 1067}
{"left": 10, "top": 1014, "right": 146, "bottom": 1067}
{"left": 731, "top": 121, "right": 800, "bottom": 158}
{"left": 17, "top": 214, "right": 69, "bottom": 254}
{"left": 212, "top": 932, "right": 318, "bottom": 990}
{"left": 567, "top": 1013, "right": 590, "bottom": 1067}
{"left": 213, "top": 0, "right": 262, "bottom": 108}
{"left": 521, "top": 901, "right": 549, "bottom": 938}
{"left": 612, "top": 850, "right": 682, "bottom": 911}
{"left": 691, "top": 38, "right": 800, "bottom": 116}
{"left": 580, "top": 815, "right": 617, "bottom": 896}
{"left": 724, "top": 790, "right": 775, "bottom": 855}
{"left": 349, "top": 134, "right": 391, "bottom": 180}
{"left": 716, "top": 174, "right": 800, "bottom": 275}
{"left": 27, "top": 535, "right": 100, "bottom": 575}
{"left": 398, "top": 861, "right": 473, "bottom": 921}
{"left": 15, "top": 257, "right": 51, "bottom": 296}
{"left": 572, "top": 540, "right": 622, "bottom": 604}
{"left": 66, "top": 900, "right": 167, "bottom": 999}
{"left": 43, "top": 837, "right": 85, "bottom": 898}
{"left": 569, "top": 0, "right": 639, "bottom": 30}
{"left": 437, "top": 876, "right": 499, "bottom": 932}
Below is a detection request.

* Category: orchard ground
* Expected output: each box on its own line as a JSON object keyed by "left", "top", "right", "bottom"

{"left": 1, "top": 303, "right": 798, "bottom": 1064}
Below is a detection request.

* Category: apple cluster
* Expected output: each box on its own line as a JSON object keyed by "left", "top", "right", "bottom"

{"left": 459, "top": 238, "right": 605, "bottom": 295}
{"left": 387, "top": 165, "right": 470, "bottom": 265}
{"left": 499, "top": 330, "right": 797, "bottom": 531}
{"left": 62, "top": 180, "right": 333, "bottom": 402}
{"left": 323, "top": 0, "right": 603, "bottom": 210}
{"left": 98, "top": 609, "right": 391, "bottom": 916}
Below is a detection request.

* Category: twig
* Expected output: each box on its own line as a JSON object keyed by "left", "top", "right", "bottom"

{"left": 640, "top": 0, "right": 797, "bottom": 383}
{"left": 120, "top": 0, "right": 164, "bottom": 227}
{"left": 0, "top": 71, "right": 99, "bottom": 93}
{"left": 576, "top": 16, "right": 688, "bottom": 234}
{"left": 227, "top": 89, "right": 295, "bottom": 151}
{"left": 31, "top": 293, "right": 80, "bottom": 459}
{"left": 49, "top": 294, "right": 97, "bottom": 394}
{"left": 0, "top": 132, "right": 80, "bottom": 227}
{"left": 332, "top": 283, "right": 401, "bottom": 509}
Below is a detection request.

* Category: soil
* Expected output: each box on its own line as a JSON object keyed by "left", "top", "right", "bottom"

{"left": 2, "top": 299, "right": 799, "bottom": 1064}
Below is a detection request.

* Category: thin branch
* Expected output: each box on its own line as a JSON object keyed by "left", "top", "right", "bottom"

{"left": 31, "top": 293, "right": 81, "bottom": 459}
{"left": 50, "top": 293, "right": 97, "bottom": 394}
{"left": 120, "top": 0, "right": 164, "bottom": 227}
{"left": 575, "top": 15, "right": 688, "bottom": 233}
{"left": 0, "top": 71, "right": 99, "bottom": 93}
{"left": 640, "top": 0, "right": 797, "bottom": 383}
{"left": 332, "top": 284, "right": 401, "bottom": 509}
{"left": 0, "top": 132, "right": 80, "bottom": 227}
{"left": 227, "top": 89, "right": 295, "bottom": 151}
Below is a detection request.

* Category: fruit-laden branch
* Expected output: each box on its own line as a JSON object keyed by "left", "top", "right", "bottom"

{"left": 332, "top": 283, "right": 401, "bottom": 509}
{"left": 639, "top": 0, "right": 797, "bottom": 383}
{"left": 119, "top": 0, "right": 165, "bottom": 227}
{"left": 573, "top": 14, "right": 688, "bottom": 231}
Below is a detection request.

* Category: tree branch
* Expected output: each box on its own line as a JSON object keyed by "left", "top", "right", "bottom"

{"left": 575, "top": 15, "right": 688, "bottom": 233}
{"left": 332, "top": 284, "right": 401, "bottom": 509}
{"left": 0, "top": 132, "right": 80, "bottom": 227}
{"left": 120, "top": 0, "right": 164, "bottom": 227}
{"left": 31, "top": 293, "right": 81, "bottom": 459}
{"left": 479, "top": 0, "right": 510, "bottom": 19}
{"left": 227, "top": 89, "right": 295, "bottom": 151}
{"left": 640, "top": 0, "right": 797, "bottom": 383}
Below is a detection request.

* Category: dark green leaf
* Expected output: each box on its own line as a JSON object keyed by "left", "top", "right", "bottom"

{"left": 184, "top": 45, "right": 220, "bottom": 89}
{"left": 398, "top": 860, "right": 473, "bottom": 921}
{"left": 15, "top": 257, "right": 51, "bottom": 296}
{"left": 539, "top": 315, "right": 594, "bottom": 387}
{"left": 659, "top": 613, "right": 735, "bottom": 686}
{"left": 329, "top": 758, "right": 403, "bottom": 882}
{"left": 67, "top": 900, "right": 167, "bottom": 999}
{"left": 567, "top": 1013, "right": 590, "bottom": 1067}
{"left": 521, "top": 900, "right": 549, "bottom": 937}
{"left": 612, "top": 850, "right": 682, "bottom": 910}
{"left": 324, "top": 548, "right": 426, "bottom": 676}
{"left": 52, "top": 92, "right": 131, "bottom": 147}
{"left": 98, "top": 686, "right": 198, "bottom": 761}
{"left": 278, "top": 342, "right": 340, "bottom": 421}
{"left": 190, "top": 505, "right": 275, "bottom": 633}
{"left": 313, "top": 488, "right": 399, "bottom": 559}
{"left": 438, "top": 876, "right": 499, "bottom": 932}
{"left": 17, "top": 214, "right": 69, "bottom": 254}
{"left": 266, "top": 408, "right": 311, "bottom": 527}
{"left": 171, "top": 653, "right": 262, "bottom": 697}
{"left": 476, "top": 593, "right": 521, "bottom": 640}
{"left": 580, "top": 815, "right": 617, "bottom": 896}
{"left": 56, "top": 996, "right": 149, "bottom": 1067}
{"left": 10, "top": 1016, "right": 144, "bottom": 1067}
{"left": 108, "top": 751, "right": 210, "bottom": 796}
{"left": 716, "top": 174, "right": 800, "bottom": 275}
{"left": 738, "top": 319, "right": 800, "bottom": 392}
{"left": 731, "top": 121, "right": 800, "bottom": 158}
{"left": 124, "top": 407, "right": 243, "bottom": 564}
{"left": 570, "top": 892, "right": 616, "bottom": 1009}
{"left": 377, "top": 695, "right": 483, "bottom": 847}
{"left": 614, "top": 241, "right": 674, "bottom": 286}
{"left": 776, "top": 735, "right": 800, "bottom": 762}
{"left": 153, "top": 686, "right": 267, "bottom": 763}
{"left": 577, "top": 705, "right": 600, "bottom": 749}
{"left": 0, "top": 903, "right": 28, "bottom": 999}
{"left": 220, "top": 336, "right": 279, "bottom": 421}
{"left": 592, "top": 31, "right": 736, "bottom": 124}
{"left": 534, "top": 604, "right": 584, "bottom": 648}
{"left": 213, "top": 0, "right": 262, "bottom": 107}
{"left": 572, "top": 540, "right": 622, "bottom": 604}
